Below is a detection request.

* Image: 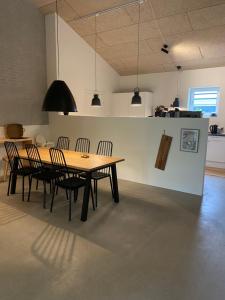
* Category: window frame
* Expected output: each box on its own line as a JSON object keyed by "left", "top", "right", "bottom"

{"left": 188, "top": 86, "right": 220, "bottom": 117}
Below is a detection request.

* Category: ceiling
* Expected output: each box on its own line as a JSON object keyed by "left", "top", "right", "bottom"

{"left": 33, "top": 0, "right": 225, "bottom": 75}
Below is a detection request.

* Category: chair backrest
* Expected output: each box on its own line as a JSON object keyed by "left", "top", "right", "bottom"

{"left": 25, "top": 144, "right": 43, "bottom": 169}
{"left": 96, "top": 141, "right": 113, "bottom": 174}
{"left": 56, "top": 136, "right": 70, "bottom": 150}
{"left": 75, "top": 138, "right": 90, "bottom": 153}
{"left": 96, "top": 140, "right": 113, "bottom": 156}
{"left": 49, "top": 148, "right": 69, "bottom": 176}
{"left": 4, "top": 141, "right": 23, "bottom": 171}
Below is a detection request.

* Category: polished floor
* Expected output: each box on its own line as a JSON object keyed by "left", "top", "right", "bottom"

{"left": 0, "top": 175, "right": 225, "bottom": 300}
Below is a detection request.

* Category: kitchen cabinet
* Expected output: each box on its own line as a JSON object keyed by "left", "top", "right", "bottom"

{"left": 206, "top": 135, "right": 225, "bottom": 168}
{"left": 112, "top": 92, "right": 153, "bottom": 117}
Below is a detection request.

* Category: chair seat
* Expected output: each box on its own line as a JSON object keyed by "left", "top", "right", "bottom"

{"left": 92, "top": 171, "right": 110, "bottom": 180}
{"left": 68, "top": 168, "right": 82, "bottom": 176}
{"left": 33, "top": 170, "right": 65, "bottom": 181}
{"left": 57, "top": 177, "right": 86, "bottom": 190}
{"left": 16, "top": 167, "right": 38, "bottom": 176}
{"left": 80, "top": 171, "right": 110, "bottom": 180}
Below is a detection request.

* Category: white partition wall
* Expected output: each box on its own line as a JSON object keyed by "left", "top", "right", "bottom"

{"left": 49, "top": 114, "right": 208, "bottom": 196}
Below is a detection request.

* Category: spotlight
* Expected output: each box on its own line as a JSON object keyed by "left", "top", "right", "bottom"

{"left": 161, "top": 44, "right": 169, "bottom": 54}
{"left": 161, "top": 47, "right": 169, "bottom": 54}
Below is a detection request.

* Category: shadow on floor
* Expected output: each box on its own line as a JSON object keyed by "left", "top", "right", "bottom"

{"left": 0, "top": 177, "right": 203, "bottom": 259}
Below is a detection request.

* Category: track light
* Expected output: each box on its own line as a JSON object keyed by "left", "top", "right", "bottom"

{"left": 161, "top": 44, "right": 169, "bottom": 54}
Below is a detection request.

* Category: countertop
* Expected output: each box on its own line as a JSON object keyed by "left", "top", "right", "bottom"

{"left": 208, "top": 133, "right": 225, "bottom": 137}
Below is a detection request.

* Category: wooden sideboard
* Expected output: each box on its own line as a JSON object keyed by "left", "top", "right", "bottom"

{"left": 0, "top": 137, "right": 32, "bottom": 145}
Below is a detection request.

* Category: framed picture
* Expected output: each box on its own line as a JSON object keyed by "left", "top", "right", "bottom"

{"left": 180, "top": 128, "right": 200, "bottom": 153}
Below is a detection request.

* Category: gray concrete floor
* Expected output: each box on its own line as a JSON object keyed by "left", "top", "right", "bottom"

{"left": 0, "top": 175, "right": 225, "bottom": 300}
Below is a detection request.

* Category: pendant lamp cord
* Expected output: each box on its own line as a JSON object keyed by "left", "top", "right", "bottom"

{"left": 136, "top": 1, "right": 141, "bottom": 89}
{"left": 56, "top": 0, "right": 60, "bottom": 80}
{"left": 94, "top": 14, "right": 97, "bottom": 93}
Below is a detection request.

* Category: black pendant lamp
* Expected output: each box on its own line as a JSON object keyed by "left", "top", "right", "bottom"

{"left": 92, "top": 93, "right": 101, "bottom": 106}
{"left": 91, "top": 14, "right": 101, "bottom": 106}
{"left": 42, "top": 0, "right": 77, "bottom": 115}
{"left": 131, "top": 1, "right": 141, "bottom": 106}
{"left": 132, "top": 88, "right": 142, "bottom": 105}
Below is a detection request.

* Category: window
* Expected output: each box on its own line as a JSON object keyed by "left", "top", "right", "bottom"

{"left": 188, "top": 87, "right": 220, "bottom": 117}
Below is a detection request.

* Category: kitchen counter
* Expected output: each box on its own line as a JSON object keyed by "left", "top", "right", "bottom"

{"left": 208, "top": 133, "right": 225, "bottom": 137}
{"left": 206, "top": 135, "right": 225, "bottom": 168}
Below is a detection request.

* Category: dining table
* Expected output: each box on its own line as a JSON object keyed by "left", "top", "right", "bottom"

{"left": 10, "top": 147, "right": 125, "bottom": 221}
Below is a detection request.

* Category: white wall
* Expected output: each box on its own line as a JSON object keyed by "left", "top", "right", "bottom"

{"left": 49, "top": 114, "right": 208, "bottom": 196}
{"left": 45, "top": 14, "right": 120, "bottom": 117}
{"left": 120, "top": 67, "right": 225, "bottom": 127}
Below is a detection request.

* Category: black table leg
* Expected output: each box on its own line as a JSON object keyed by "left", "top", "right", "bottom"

{"left": 111, "top": 164, "right": 119, "bottom": 203}
{"left": 81, "top": 172, "right": 91, "bottom": 222}
{"left": 10, "top": 157, "right": 19, "bottom": 194}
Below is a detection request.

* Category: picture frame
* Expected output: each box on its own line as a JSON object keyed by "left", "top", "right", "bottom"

{"left": 180, "top": 128, "right": 200, "bottom": 153}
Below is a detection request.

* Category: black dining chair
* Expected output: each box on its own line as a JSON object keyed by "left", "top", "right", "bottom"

{"left": 25, "top": 144, "right": 65, "bottom": 208}
{"left": 92, "top": 140, "right": 114, "bottom": 207}
{"left": 4, "top": 141, "right": 37, "bottom": 201}
{"left": 49, "top": 148, "right": 95, "bottom": 221}
{"left": 56, "top": 136, "right": 70, "bottom": 150}
{"left": 68, "top": 138, "right": 91, "bottom": 178}
{"left": 75, "top": 138, "right": 90, "bottom": 153}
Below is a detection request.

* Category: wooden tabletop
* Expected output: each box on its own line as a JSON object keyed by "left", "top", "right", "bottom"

{"left": 0, "top": 137, "right": 32, "bottom": 144}
{"left": 18, "top": 147, "right": 124, "bottom": 172}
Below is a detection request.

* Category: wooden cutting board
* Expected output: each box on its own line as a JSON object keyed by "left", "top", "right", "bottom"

{"left": 155, "top": 134, "right": 173, "bottom": 170}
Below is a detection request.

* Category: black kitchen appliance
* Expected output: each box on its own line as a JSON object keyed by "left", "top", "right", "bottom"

{"left": 209, "top": 124, "right": 218, "bottom": 135}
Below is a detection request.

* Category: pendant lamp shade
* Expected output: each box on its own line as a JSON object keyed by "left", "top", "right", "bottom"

{"left": 91, "top": 94, "right": 101, "bottom": 106}
{"left": 42, "top": 80, "right": 77, "bottom": 115}
{"left": 131, "top": 88, "right": 142, "bottom": 105}
{"left": 42, "top": 0, "right": 78, "bottom": 115}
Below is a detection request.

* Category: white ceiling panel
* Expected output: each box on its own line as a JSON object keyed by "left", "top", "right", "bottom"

{"left": 188, "top": 4, "right": 225, "bottom": 30}
{"left": 139, "top": 21, "right": 162, "bottom": 40}
{"left": 96, "top": 8, "right": 134, "bottom": 33}
{"left": 149, "top": 0, "right": 225, "bottom": 18}
{"left": 66, "top": 0, "right": 132, "bottom": 17}
{"left": 125, "top": 1, "right": 154, "bottom": 23}
{"left": 98, "top": 24, "right": 138, "bottom": 46}
{"left": 33, "top": 0, "right": 225, "bottom": 75}
{"left": 158, "top": 13, "right": 193, "bottom": 36}
{"left": 201, "top": 43, "right": 225, "bottom": 59}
